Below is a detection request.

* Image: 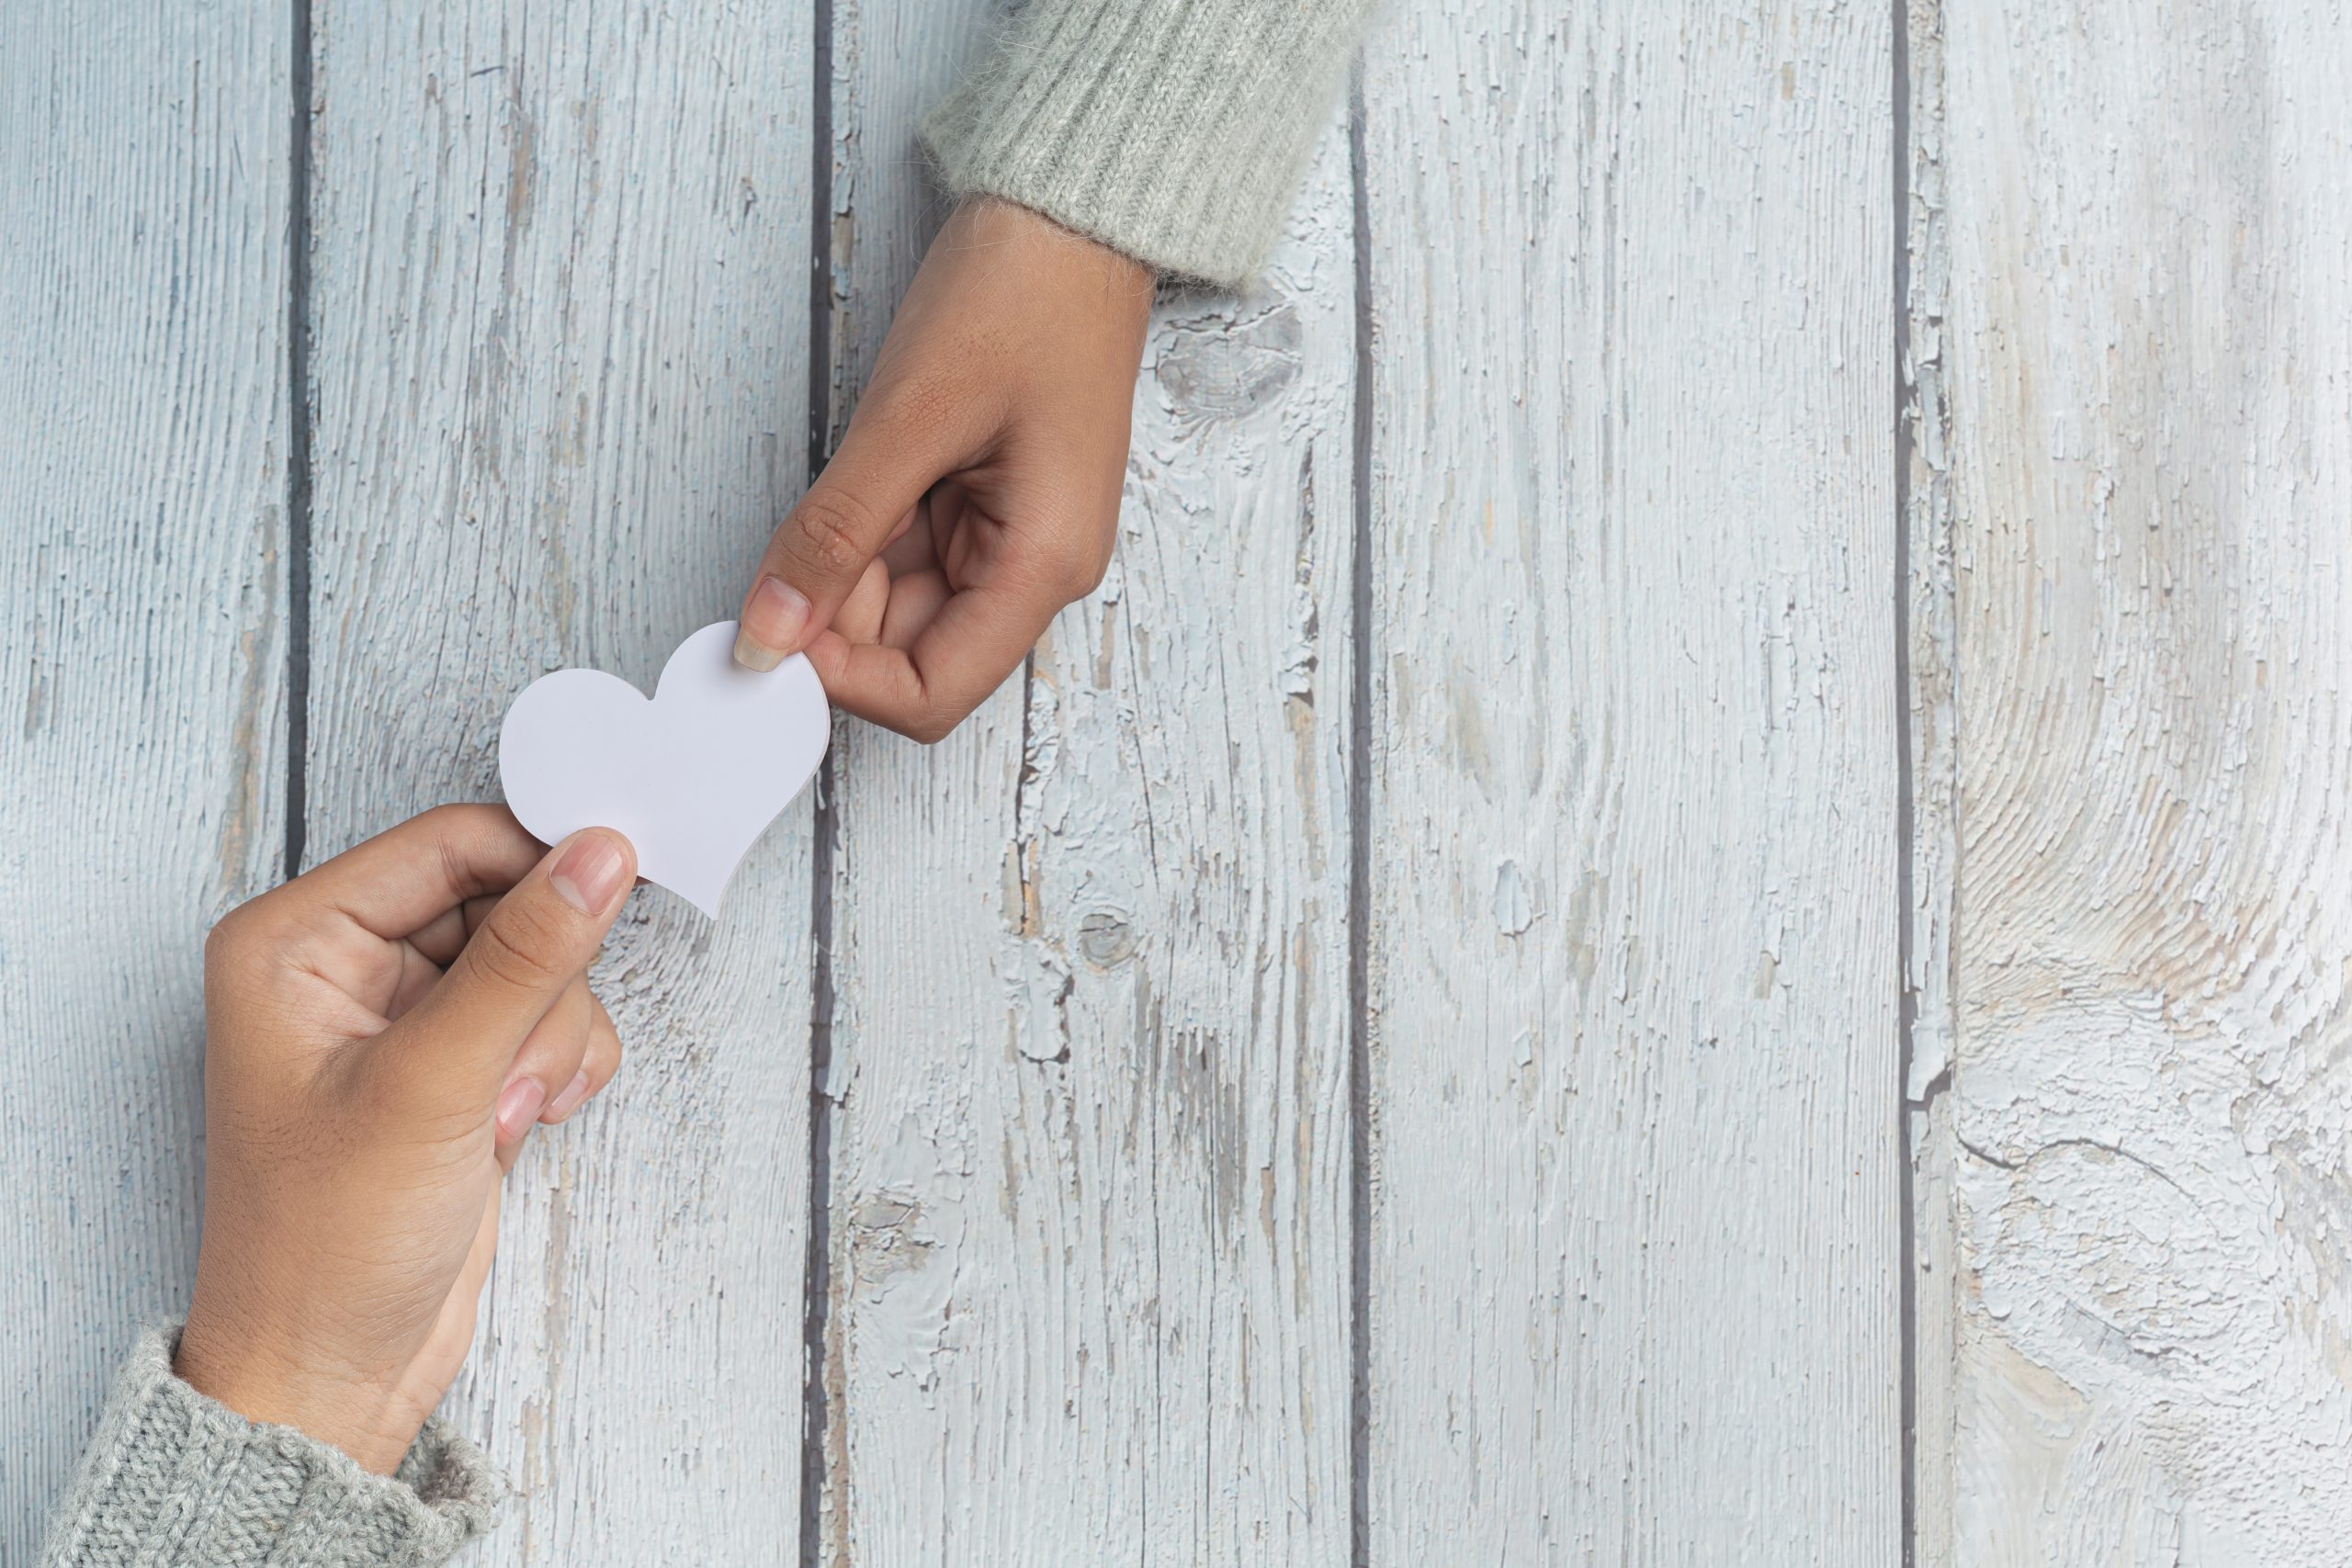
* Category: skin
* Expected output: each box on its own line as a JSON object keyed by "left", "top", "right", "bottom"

{"left": 732, "top": 197, "right": 1155, "bottom": 740}
{"left": 174, "top": 807, "right": 636, "bottom": 1474}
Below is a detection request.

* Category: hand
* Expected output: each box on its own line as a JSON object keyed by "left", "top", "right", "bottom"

{"left": 731, "top": 197, "right": 1154, "bottom": 741}
{"left": 173, "top": 806, "right": 637, "bottom": 1473}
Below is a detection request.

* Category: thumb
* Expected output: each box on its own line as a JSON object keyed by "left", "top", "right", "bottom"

{"left": 392, "top": 828, "right": 636, "bottom": 1112}
{"left": 733, "top": 398, "right": 965, "bottom": 671}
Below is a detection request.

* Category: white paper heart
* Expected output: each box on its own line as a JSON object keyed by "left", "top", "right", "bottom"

{"left": 498, "top": 620, "right": 830, "bottom": 917}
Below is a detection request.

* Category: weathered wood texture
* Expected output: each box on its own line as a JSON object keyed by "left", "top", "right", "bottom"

{"left": 301, "top": 3, "right": 816, "bottom": 1559}
{"left": 1360, "top": 4, "right": 1901, "bottom": 1561}
{"left": 1904, "top": 0, "right": 1963, "bottom": 1557}
{"left": 0, "top": 4, "right": 290, "bottom": 1554}
{"left": 815, "top": 2, "right": 1358, "bottom": 1561}
{"left": 32, "top": 0, "right": 2352, "bottom": 1560}
{"left": 1928, "top": 3, "right": 2352, "bottom": 1560}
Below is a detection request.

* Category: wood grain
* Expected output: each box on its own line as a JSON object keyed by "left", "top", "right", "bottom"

{"left": 32, "top": 0, "right": 2350, "bottom": 1554}
{"left": 1360, "top": 3, "right": 1901, "bottom": 1560}
{"left": 1903, "top": 1, "right": 1965, "bottom": 1559}
{"left": 815, "top": 3, "right": 1359, "bottom": 1561}
{"left": 303, "top": 3, "right": 816, "bottom": 1559}
{"left": 808, "top": 3, "right": 1011, "bottom": 1560}
{"left": 0, "top": 3, "right": 290, "bottom": 1551}
{"left": 1934, "top": 3, "right": 2352, "bottom": 1559}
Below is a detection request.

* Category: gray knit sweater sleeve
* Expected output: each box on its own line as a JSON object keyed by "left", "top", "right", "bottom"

{"left": 40, "top": 1325, "right": 503, "bottom": 1568}
{"left": 922, "top": 0, "right": 1382, "bottom": 287}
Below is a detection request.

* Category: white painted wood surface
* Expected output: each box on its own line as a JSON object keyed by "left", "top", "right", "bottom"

{"left": 817, "top": 2, "right": 1357, "bottom": 1560}
{"left": 14, "top": 1, "right": 2352, "bottom": 1562}
{"left": 1359, "top": 3, "right": 1901, "bottom": 1562}
{"left": 300, "top": 3, "right": 816, "bottom": 1561}
{"left": 1903, "top": 2, "right": 1965, "bottom": 1555}
{"left": 1920, "top": 2, "right": 2352, "bottom": 1561}
{"left": 0, "top": 4, "right": 290, "bottom": 1555}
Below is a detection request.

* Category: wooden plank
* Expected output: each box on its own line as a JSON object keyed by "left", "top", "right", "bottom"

{"left": 303, "top": 3, "right": 814, "bottom": 1558}
{"left": 1361, "top": 4, "right": 1900, "bottom": 1561}
{"left": 816, "top": 4, "right": 1359, "bottom": 1559}
{"left": 0, "top": 5, "right": 290, "bottom": 1551}
{"left": 804, "top": 3, "right": 1004, "bottom": 1559}
{"left": 1937, "top": 3, "right": 2352, "bottom": 1559}
{"left": 1903, "top": 0, "right": 1962, "bottom": 1559}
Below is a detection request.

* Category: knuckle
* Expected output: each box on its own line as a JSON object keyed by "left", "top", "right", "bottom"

{"left": 204, "top": 900, "right": 273, "bottom": 971}
{"left": 435, "top": 829, "right": 478, "bottom": 903}
{"left": 465, "top": 907, "right": 569, "bottom": 993}
{"left": 202, "top": 908, "right": 251, "bottom": 966}
{"left": 1068, "top": 540, "right": 1112, "bottom": 596}
{"left": 417, "top": 802, "right": 473, "bottom": 833}
{"left": 787, "top": 491, "right": 875, "bottom": 583}
{"left": 587, "top": 1032, "right": 623, "bottom": 1084}
{"left": 909, "top": 703, "right": 961, "bottom": 745}
{"left": 1036, "top": 528, "right": 1111, "bottom": 600}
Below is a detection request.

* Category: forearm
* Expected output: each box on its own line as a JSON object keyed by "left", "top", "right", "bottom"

{"left": 40, "top": 1325, "right": 501, "bottom": 1568}
{"left": 924, "top": 0, "right": 1384, "bottom": 287}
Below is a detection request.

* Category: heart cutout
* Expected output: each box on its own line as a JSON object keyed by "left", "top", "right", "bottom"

{"left": 498, "top": 620, "right": 830, "bottom": 917}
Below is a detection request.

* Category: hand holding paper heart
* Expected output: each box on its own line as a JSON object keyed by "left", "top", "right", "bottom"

{"left": 499, "top": 622, "right": 830, "bottom": 916}
{"left": 729, "top": 198, "right": 1153, "bottom": 742}
{"left": 177, "top": 807, "right": 633, "bottom": 1473}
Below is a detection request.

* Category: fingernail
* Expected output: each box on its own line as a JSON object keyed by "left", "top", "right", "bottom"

{"left": 550, "top": 831, "right": 628, "bottom": 915}
{"left": 542, "top": 1070, "right": 591, "bottom": 1123}
{"left": 735, "top": 575, "right": 808, "bottom": 669}
{"left": 495, "top": 1077, "right": 548, "bottom": 1143}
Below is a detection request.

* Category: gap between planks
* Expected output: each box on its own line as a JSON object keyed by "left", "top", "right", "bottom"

{"left": 283, "top": 0, "right": 313, "bottom": 880}
{"left": 1345, "top": 59, "right": 1378, "bottom": 1568}
{"left": 1892, "top": 0, "right": 1921, "bottom": 1560}
{"left": 800, "top": 0, "right": 840, "bottom": 1562}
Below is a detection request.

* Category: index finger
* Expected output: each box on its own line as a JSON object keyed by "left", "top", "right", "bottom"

{"left": 808, "top": 576, "right": 1056, "bottom": 743}
{"left": 267, "top": 804, "right": 546, "bottom": 942}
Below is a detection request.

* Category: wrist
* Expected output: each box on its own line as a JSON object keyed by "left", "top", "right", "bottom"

{"left": 175, "top": 1311, "right": 422, "bottom": 1474}
{"left": 955, "top": 196, "right": 1155, "bottom": 300}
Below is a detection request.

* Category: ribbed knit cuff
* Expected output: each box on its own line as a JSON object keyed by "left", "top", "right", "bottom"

{"left": 922, "top": 0, "right": 1377, "bottom": 287}
{"left": 40, "top": 1325, "right": 503, "bottom": 1568}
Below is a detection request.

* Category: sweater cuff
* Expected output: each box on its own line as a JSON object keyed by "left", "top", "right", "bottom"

{"left": 922, "top": 0, "right": 1374, "bottom": 288}
{"left": 41, "top": 1325, "right": 503, "bottom": 1568}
